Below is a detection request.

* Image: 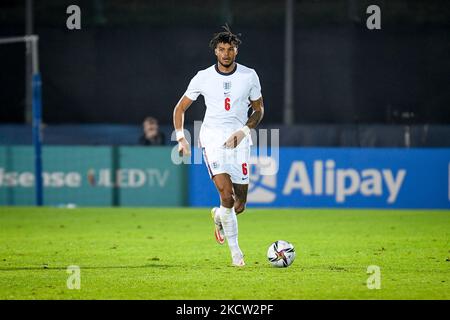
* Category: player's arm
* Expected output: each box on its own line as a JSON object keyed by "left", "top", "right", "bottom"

{"left": 246, "top": 97, "right": 264, "bottom": 129}
{"left": 173, "top": 95, "right": 194, "bottom": 156}
{"left": 224, "top": 97, "right": 264, "bottom": 149}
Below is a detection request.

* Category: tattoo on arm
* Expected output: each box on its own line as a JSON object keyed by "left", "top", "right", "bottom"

{"left": 246, "top": 110, "right": 263, "bottom": 129}
{"left": 246, "top": 98, "right": 264, "bottom": 129}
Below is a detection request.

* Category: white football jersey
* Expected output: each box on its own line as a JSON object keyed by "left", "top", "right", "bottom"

{"left": 184, "top": 63, "right": 262, "bottom": 148}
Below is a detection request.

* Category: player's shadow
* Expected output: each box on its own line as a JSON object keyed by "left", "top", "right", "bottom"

{"left": 0, "top": 264, "right": 173, "bottom": 271}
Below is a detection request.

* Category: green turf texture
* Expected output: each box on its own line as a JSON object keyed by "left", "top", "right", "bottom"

{"left": 0, "top": 207, "right": 449, "bottom": 300}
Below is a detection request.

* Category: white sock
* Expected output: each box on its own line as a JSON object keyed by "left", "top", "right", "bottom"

{"left": 218, "top": 205, "right": 242, "bottom": 258}
{"left": 213, "top": 207, "right": 221, "bottom": 225}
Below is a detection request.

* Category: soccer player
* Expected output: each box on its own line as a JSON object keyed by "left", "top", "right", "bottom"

{"left": 173, "top": 26, "right": 264, "bottom": 267}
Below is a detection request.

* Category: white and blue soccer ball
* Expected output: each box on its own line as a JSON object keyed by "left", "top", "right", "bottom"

{"left": 267, "top": 240, "right": 296, "bottom": 268}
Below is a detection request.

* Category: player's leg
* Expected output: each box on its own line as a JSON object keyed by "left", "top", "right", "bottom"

{"left": 201, "top": 145, "right": 225, "bottom": 244}
{"left": 211, "top": 172, "right": 234, "bottom": 245}
{"left": 215, "top": 147, "right": 249, "bottom": 266}
{"left": 232, "top": 183, "right": 248, "bottom": 215}
{"left": 213, "top": 173, "right": 245, "bottom": 266}
{"left": 212, "top": 173, "right": 235, "bottom": 208}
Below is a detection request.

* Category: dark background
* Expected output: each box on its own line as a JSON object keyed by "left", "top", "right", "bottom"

{"left": 1, "top": 0, "right": 449, "bottom": 126}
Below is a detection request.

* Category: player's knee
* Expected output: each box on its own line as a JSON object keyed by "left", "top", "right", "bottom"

{"left": 235, "top": 201, "right": 246, "bottom": 214}
{"left": 221, "top": 194, "right": 234, "bottom": 208}
{"left": 219, "top": 190, "right": 235, "bottom": 208}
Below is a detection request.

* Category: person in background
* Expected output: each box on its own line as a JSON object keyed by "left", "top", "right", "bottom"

{"left": 139, "top": 117, "right": 165, "bottom": 145}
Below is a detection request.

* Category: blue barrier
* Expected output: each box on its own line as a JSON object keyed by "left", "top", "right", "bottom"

{"left": 189, "top": 147, "right": 450, "bottom": 209}
{"left": 32, "top": 73, "right": 43, "bottom": 206}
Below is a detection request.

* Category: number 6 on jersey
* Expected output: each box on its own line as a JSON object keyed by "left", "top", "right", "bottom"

{"left": 225, "top": 97, "right": 231, "bottom": 111}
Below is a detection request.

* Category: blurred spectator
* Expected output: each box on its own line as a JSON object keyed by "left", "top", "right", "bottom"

{"left": 139, "top": 117, "right": 165, "bottom": 146}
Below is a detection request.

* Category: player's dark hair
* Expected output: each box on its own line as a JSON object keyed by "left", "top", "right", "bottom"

{"left": 209, "top": 24, "right": 242, "bottom": 50}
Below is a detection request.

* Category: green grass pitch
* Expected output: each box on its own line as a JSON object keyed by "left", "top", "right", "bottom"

{"left": 0, "top": 207, "right": 449, "bottom": 300}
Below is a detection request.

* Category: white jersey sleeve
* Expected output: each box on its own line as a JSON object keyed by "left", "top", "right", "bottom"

{"left": 184, "top": 72, "right": 202, "bottom": 101}
{"left": 249, "top": 70, "right": 262, "bottom": 101}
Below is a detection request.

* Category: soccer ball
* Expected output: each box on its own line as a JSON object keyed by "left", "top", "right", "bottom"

{"left": 267, "top": 240, "right": 296, "bottom": 267}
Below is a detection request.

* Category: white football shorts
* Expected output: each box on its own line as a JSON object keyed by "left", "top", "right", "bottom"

{"left": 200, "top": 143, "right": 250, "bottom": 185}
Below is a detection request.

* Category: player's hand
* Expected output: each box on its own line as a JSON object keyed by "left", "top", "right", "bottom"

{"left": 177, "top": 137, "right": 191, "bottom": 156}
{"left": 224, "top": 129, "right": 247, "bottom": 149}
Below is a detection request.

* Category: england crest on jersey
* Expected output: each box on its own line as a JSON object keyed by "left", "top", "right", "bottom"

{"left": 223, "top": 81, "right": 232, "bottom": 91}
